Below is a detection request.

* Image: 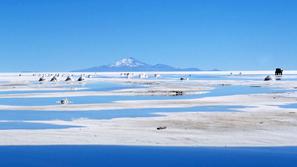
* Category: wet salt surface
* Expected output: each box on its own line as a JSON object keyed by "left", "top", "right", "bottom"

{"left": 160, "top": 74, "right": 297, "bottom": 81}
{"left": 0, "top": 78, "right": 292, "bottom": 130}
{"left": 0, "top": 76, "right": 296, "bottom": 165}
{"left": 0, "top": 82, "right": 140, "bottom": 94}
{"left": 0, "top": 75, "right": 296, "bottom": 165}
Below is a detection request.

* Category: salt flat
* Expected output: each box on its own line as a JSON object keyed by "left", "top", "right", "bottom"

{"left": 0, "top": 71, "right": 296, "bottom": 146}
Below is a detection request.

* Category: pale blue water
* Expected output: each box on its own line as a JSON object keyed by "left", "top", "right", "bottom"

{"left": 0, "top": 90, "right": 69, "bottom": 95}
{"left": 280, "top": 103, "right": 297, "bottom": 109}
{"left": 0, "top": 146, "right": 296, "bottom": 167}
{"left": 0, "top": 122, "right": 81, "bottom": 130}
{"left": 0, "top": 85, "right": 287, "bottom": 106}
{"left": 0, "top": 105, "right": 243, "bottom": 121}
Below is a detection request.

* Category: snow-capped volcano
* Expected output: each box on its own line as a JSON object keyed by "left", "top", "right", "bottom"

{"left": 111, "top": 57, "right": 148, "bottom": 67}
{"left": 74, "top": 57, "right": 201, "bottom": 72}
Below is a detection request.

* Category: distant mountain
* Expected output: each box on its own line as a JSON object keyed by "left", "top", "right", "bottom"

{"left": 74, "top": 57, "right": 201, "bottom": 72}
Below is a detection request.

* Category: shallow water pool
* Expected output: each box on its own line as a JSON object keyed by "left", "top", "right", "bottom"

{"left": 0, "top": 85, "right": 287, "bottom": 106}
{"left": 0, "top": 146, "right": 296, "bottom": 167}
{"left": 0, "top": 121, "right": 81, "bottom": 130}
{"left": 0, "top": 105, "right": 244, "bottom": 121}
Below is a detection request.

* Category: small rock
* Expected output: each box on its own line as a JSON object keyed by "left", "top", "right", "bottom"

{"left": 157, "top": 126, "right": 167, "bottom": 130}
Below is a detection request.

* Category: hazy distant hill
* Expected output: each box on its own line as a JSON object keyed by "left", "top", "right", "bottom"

{"left": 74, "top": 57, "right": 201, "bottom": 72}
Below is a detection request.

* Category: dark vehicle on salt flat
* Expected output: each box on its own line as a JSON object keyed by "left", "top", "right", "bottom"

{"left": 275, "top": 68, "right": 283, "bottom": 80}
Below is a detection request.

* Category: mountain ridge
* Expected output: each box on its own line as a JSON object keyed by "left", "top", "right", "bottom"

{"left": 74, "top": 57, "right": 201, "bottom": 72}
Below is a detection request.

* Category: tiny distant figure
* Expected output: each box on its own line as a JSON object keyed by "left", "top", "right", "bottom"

{"left": 154, "top": 74, "right": 161, "bottom": 78}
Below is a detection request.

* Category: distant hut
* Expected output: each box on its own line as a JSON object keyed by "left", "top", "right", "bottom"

{"left": 77, "top": 76, "right": 84, "bottom": 82}
{"left": 39, "top": 77, "right": 46, "bottom": 82}
{"left": 50, "top": 76, "right": 58, "bottom": 82}
{"left": 65, "top": 76, "right": 72, "bottom": 82}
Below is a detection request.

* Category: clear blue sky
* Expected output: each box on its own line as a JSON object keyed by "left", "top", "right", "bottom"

{"left": 0, "top": 0, "right": 296, "bottom": 71}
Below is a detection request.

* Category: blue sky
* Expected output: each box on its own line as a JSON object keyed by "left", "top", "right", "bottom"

{"left": 0, "top": 0, "right": 296, "bottom": 71}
